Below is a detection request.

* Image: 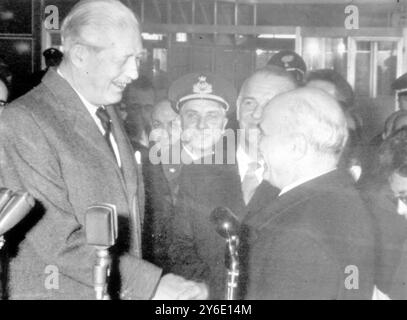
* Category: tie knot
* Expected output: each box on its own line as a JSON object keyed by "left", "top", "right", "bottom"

{"left": 96, "top": 107, "right": 111, "bottom": 134}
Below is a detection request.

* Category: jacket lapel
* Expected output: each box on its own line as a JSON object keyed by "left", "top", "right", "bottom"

{"left": 246, "top": 180, "right": 280, "bottom": 216}
{"left": 107, "top": 105, "right": 142, "bottom": 256}
{"left": 256, "top": 170, "right": 349, "bottom": 233}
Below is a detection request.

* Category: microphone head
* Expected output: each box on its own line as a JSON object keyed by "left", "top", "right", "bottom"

{"left": 210, "top": 206, "right": 240, "bottom": 239}
{"left": 0, "top": 191, "right": 35, "bottom": 236}
{"left": 0, "top": 188, "right": 13, "bottom": 212}
{"left": 85, "top": 204, "right": 118, "bottom": 248}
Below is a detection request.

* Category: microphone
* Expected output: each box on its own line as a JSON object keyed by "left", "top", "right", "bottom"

{"left": 210, "top": 206, "right": 240, "bottom": 240}
{"left": 0, "top": 188, "right": 13, "bottom": 214}
{"left": 0, "top": 190, "right": 35, "bottom": 249}
{"left": 85, "top": 203, "right": 118, "bottom": 300}
{"left": 210, "top": 207, "right": 241, "bottom": 300}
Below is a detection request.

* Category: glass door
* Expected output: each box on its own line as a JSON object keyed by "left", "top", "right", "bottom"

{"left": 348, "top": 37, "right": 403, "bottom": 98}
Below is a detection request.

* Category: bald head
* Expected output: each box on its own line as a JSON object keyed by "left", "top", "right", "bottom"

{"left": 259, "top": 88, "right": 348, "bottom": 189}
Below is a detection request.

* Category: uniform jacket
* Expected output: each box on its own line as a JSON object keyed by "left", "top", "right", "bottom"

{"left": 244, "top": 170, "right": 375, "bottom": 299}
{"left": 0, "top": 69, "right": 161, "bottom": 299}
{"left": 360, "top": 180, "right": 407, "bottom": 298}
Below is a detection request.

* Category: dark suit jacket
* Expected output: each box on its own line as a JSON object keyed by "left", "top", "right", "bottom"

{"left": 244, "top": 170, "right": 375, "bottom": 300}
{"left": 141, "top": 141, "right": 185, "bottom": 272}
{"left": 168, "top": 153, "right": 279, "bottom": 299}
{"left": 0, "top": 69, "right": 161, "bottom": 299}
{"left": 360, "top": 180, "right": 407, "bottom": 298}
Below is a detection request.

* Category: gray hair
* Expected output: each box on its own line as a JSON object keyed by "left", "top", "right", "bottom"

{"left": 276, "top": 88, "right": 348, "bottom": 158}
{"left": 61, "top": 0, "right": 139, "bottom": 54}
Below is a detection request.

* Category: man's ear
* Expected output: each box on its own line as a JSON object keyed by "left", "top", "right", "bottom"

{"left": 292, "top": 133, "right": 308, "bottom": 160}
{"left": 69, "top": 44, "right": 90, "bottom": 69}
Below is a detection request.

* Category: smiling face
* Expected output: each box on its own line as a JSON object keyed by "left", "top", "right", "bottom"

{"left": 180, "top": 99, "right": 227, "bottom": 153}
{"left": 238, "top": 73, "right": 296, "bottom": 151}
{"left": 80, "top": 28, "right": 143, "bottom": 106}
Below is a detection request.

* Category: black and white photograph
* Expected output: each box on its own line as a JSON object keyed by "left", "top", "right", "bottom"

{"left": 0, "top": 0, "right": 406, "bottom": 307}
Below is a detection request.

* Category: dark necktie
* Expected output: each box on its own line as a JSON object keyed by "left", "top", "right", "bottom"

{"left": 96, "top": 107, "right": 115, "bottom": 155}
{"left": 242, "top": 162, "right": 261, "bottom": 205}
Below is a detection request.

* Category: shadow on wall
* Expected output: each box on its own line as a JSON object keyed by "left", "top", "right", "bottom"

{"left": 354, "top": 95, "right": 395, "bottom": 141}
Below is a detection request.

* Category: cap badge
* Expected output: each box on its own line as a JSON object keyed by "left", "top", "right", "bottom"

{"left": 193, "top": 76, "right": 213, "bottom": 94}
{"left": 281, "top": 54, "right": 294, "bottom": 68}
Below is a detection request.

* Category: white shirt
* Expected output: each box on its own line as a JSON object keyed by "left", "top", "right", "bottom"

{"left": 57, "top": 69, "right": 121, "bottom": 167}
{"left": 278, "top": 168, "right": 337, "bottom": 197}
{"left": 236, "top": 146, "right": 264, "bottom": 183}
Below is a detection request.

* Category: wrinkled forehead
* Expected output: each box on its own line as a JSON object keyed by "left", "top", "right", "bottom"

{"left": 241, "top": 73, "right": 294, "bottom": 98}
{"left": 181, "top": 99, "right": 226, "bottom": 115}
{"left": 83, "top": 25, "right": 142, "bottom": 53}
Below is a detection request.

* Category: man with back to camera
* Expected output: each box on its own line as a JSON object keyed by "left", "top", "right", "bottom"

{"left": 244, "top": 87, "right": 375, "bottom": 299}
{"left": 0, "top": 0, "right": 207, "bottom": 300}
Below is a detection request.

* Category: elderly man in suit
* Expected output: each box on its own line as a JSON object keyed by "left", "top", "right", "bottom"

{"left": 245, "top": 87, "right": 375, "bottom": 299}
{"left": 0, "top": 0, "right": 207, "bottom": 300}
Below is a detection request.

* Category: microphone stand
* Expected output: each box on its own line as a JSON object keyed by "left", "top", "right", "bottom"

{"left": 94, "top": 248, "right": 111, "bottom": 300}
{"left": 225, "top": 234, "right": 239, "bottom": 300}
{"left": 85, "top": 203, "right": 118, "bottom": 300}
{"left": 210, "top": 207, "right": 241, "bottom": 301}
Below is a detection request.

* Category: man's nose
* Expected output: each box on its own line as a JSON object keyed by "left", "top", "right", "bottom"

{"left": 397, "top": 199, "right": 407, "bottom": 217}
{"left": 197, "top": 116, "right": 206, "bottom": 130}
{"left": 125, "top": 58, "right": 139, "bottom": 80}
{"left": 251, "top": 103, "right": 264, "bottom": 121}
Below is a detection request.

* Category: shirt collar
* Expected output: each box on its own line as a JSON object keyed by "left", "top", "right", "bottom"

{"left": 57, "top": 68, "right": 100, "bottom": 115}
{"left": 236, "top": 145, "right": 264, "bottom": 182}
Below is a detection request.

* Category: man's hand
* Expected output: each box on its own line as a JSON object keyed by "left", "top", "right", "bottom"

{"left": 152, "top": 273, "right": 209, "bottom": 300}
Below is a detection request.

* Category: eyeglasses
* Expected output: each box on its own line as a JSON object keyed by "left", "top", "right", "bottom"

{"left": 0, "top": 100, "right": 7, "bottom": 107}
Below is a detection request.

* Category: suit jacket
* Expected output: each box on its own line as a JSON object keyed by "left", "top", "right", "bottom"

{"left": 244, "top": 170, "right": 375, "bottom": 300}
{"left": 0, "top": 69, "right": 161, "bottom": 299}
{"left": 360, "top": 180, "right": 407, "bottom": 298}
{"left": 168, "top": 151, "right": 280, "bottom": 299}
{"left": 141, "top": 140, "right": 185, "bottom": 272}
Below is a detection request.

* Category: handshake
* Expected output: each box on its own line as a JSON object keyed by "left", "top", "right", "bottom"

{"left": 152, "top": 274, "right": 209, "bottom": 300}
